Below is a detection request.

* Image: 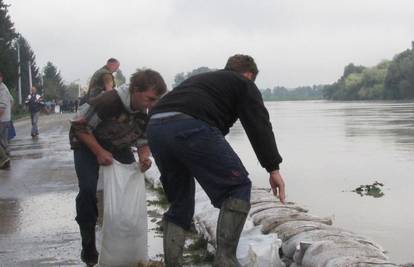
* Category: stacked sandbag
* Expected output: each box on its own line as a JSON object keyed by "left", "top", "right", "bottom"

{"left": 251, "top": 188, "right": 397, "bottom": 267}
{"left": 145, "top": 165, "right": 398, "bottom": 266}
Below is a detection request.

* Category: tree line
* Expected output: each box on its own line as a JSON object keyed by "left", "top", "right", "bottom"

{"left": 1, "top": 0, "right": 127, "bottom": 116}
{"left": 172, "top": 66, "right": 325, "bottom": 101}
{"left": 0, "top": 1, "right": 68, "bottom": 104}
{"left": 323, "top": 45, "right": 414, "bottom": 100}
{"left": 173, "top": 45, "right": 414, "bottom": 101}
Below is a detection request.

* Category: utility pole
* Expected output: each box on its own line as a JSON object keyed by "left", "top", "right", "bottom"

{"left": 28, "top": 60, "right": 33, "bottom": 91}
{"left": 16, "top": 36, "right": 22, "bottom": 105}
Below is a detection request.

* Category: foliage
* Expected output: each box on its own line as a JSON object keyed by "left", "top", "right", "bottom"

{"left": 352, "top": 181, "right": 384, "bottom": 198}
{"left": 16, "top": 35, "right": 42, "bottom": 98}
{"left": 323, "top": 61, "right": 393, "bottom": 100}
{"left": 324, "top": 44, "right": 414, "bottom": 100}
{"left": 115, "top": 69, "right": 126, "bottom": 86}
{"left": 172, "top": 66, "right": 216, "bottom": 88}
{"left": 261, "top": 85, "right": 325, "bottom": 101}
{"left": 42, "top": 62, "right": 66, "bottom": 100}
{"left": 0, "top": 0, "right": 18, "bottom": 89}
{"left": 385, "top": 49, "right": 414, "bottom": 99}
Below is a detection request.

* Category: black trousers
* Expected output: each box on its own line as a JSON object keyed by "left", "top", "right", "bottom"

{"left": 73, "top": 145, "right": 135, "bottom": 224}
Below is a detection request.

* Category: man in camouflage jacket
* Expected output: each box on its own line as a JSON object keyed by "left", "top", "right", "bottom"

{"left": 70, "top": 69, "right": 166, "bottom": 266}
{"left": 84, "top": 58, "right": 120, "bottom": 102}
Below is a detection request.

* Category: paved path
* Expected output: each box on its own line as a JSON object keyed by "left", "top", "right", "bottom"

{"left": 0, "top": 113, "right": 82, "bottom": 266}
{"left": 0, "top": 113, "right": 163, "bottom": 266}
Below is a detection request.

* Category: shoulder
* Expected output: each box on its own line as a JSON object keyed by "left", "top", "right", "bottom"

{"left": 89, "top": 90, "right": 123, "bottom": 116}
{"left": 94, "top": 66, "right": 111, "bottom": 76}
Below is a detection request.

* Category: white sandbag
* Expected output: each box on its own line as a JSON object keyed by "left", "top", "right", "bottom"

{"left": 298, "top": 240, "right": 388, "bottom": 267}
{"left": 237, "top": 226, "right": 285, "bottom": 267}
{"left": 98, "top": 160, "right": 148, "bottom": 267}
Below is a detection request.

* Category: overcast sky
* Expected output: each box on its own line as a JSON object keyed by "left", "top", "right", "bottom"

{"left": 7, "top": 0, "right": 414, "bottom": 89}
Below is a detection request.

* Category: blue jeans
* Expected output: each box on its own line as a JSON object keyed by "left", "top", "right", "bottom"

{"left": 30, "top": 112, "right": 39, "bottom": 136}
{"left": 73, "top": 145, "right": 135, "bottom": 224}
{"left": 147, "top": 115, "right": 251, "bottom": 230}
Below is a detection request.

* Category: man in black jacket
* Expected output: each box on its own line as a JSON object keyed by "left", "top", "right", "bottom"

{"left": 147, "top": 54, "right": 285, "bottom": 267}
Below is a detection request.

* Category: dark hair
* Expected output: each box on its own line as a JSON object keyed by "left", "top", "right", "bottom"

{"left": 129, "top": 69, "right": 167, "bottom": 96}
{"left": 0, "top": 71, "right": 3, "bottom": 78}
{"left": 224, "top": 54, "right": 259, "bottom": 80}
{"left": 107, "top": 58, "right": 119, "bottom": 64}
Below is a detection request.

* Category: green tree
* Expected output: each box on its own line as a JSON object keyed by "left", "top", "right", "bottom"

{"left": 42, "top": 62, "right": 66, "bottom": 100}
{"left": 0, "top": 0, "right": 18, "bottom": 89}
{"left": 115, "top": 69, "right": 126, "bottom": 86}
{"left": 385, "top": 49, "right": 414, "bottom": 99}
{"left": 172, "top": 66, "right": 216, "bottom": 87}
{"left": 17, "top": 35, "right": 41, "bottom": 98}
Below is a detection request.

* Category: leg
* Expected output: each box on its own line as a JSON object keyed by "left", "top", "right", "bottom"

{"left": 73, "top": 146, "right": 99, "bottom": 266}
{"left": 174, "top": 121, "right": 252, "bottom": 266}
{"left": 33, "top": 112, "right": 39, "bottom": 136}
{"left": 214, "top": 198, "right": 250, "bottom": 267}
{"left": 147, "top": 121, "right": 196, "bottom": 267}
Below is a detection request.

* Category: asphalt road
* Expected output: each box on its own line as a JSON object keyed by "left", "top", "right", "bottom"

{"left": 0, "top": 113, "right": 86, "bottom": 266}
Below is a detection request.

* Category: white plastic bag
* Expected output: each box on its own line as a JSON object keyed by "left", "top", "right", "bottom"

{"left": 98, "top": 160, "right": 148, "bottom": 267}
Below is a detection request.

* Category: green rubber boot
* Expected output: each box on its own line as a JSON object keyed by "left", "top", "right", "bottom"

{"left": 213, "top": 198, "right": 251, "bottom": 267}
{"left": 163, "top": 219, "right": 185, "bottom": 267}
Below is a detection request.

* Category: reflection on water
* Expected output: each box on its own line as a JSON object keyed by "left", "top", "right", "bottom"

{"left": 228, "top": 100, "right": 414, "bottom": 264}
{"left": 341, "top": 102, "right": 414, "bottom": 152}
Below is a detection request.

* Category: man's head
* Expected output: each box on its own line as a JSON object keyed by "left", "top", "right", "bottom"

{"left": 31, "top": 86, "right": 37, "bottom": 94}
{"left": 129, "top": 69, "right": 167, "bottom": 111}
{"left": 224, "top": 54, "right": 259, "bottom": 82}
{"left": 106, "top": 58, "right": 120, "bottom": 73}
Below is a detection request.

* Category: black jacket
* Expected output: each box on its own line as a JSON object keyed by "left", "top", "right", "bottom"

{"left": 150, "top": 70, "right": 282, "bottom": 171}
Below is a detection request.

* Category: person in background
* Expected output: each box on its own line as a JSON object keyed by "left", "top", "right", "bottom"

{"left": 147, "top": 54, "right": 286, "bottom": 267}
{"left": 69, "top": 69, "right": 166, "bottom": 266}
{"left": 0, "top": 71, "right": 14, "bottom": 169}
{"left": 25, "top": 86, "right": 44, "bottom": 138}
{"left": 85, "top": 58, "right": 120, "bottom": 102}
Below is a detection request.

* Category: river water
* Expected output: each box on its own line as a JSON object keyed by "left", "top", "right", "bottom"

{"left": 227, "top": 100, "right": 414, "bottom": 264}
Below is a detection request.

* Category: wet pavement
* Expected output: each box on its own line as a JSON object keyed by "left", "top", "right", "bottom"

{"left": 0, "top": 113, "right": 163, "bottom": 266}
{"left": 0, "top": 113, "right": 84, "bottom": 266}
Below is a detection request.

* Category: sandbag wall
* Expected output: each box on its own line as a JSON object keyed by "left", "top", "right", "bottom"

{"left": 145, "top": 165, "right": 400, "bottom": 266}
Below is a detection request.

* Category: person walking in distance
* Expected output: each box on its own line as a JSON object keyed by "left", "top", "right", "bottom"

{"left": 25, "top": 86, "right": 44, "bottom": 138}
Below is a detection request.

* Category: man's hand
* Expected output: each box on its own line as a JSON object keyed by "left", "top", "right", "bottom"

{"left": 96, "top": 148, "right": 113, "bottom": 166}
{"left": 137, "top": 145, "right": 152, "bottom": 172}
{"left": 269, "top": 170, "right": 286, "bottom": 204}
{"left": 139, "top": 157, "right": 152, "bottom": 172}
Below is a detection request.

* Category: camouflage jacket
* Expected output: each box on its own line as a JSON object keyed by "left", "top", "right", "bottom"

{"left": 69, "top": 84, "right": 148, "bottom": 151}
{"left": 86, "top": 66, "right": 116, "bottom": 100}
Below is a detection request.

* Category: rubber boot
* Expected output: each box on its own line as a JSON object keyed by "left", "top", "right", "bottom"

{"left": 163, "top": 219, "right": 185, "bottom": 267}
{"left": 79, "top": 223, "right": 99, "bottom": 266}
{"left": 213, "top": 198, "right": 251, "bottom": 267}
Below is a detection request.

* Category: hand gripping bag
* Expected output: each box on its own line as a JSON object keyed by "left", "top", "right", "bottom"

{"left": 98, "top": 160, "right": 148, "bottom": 267}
